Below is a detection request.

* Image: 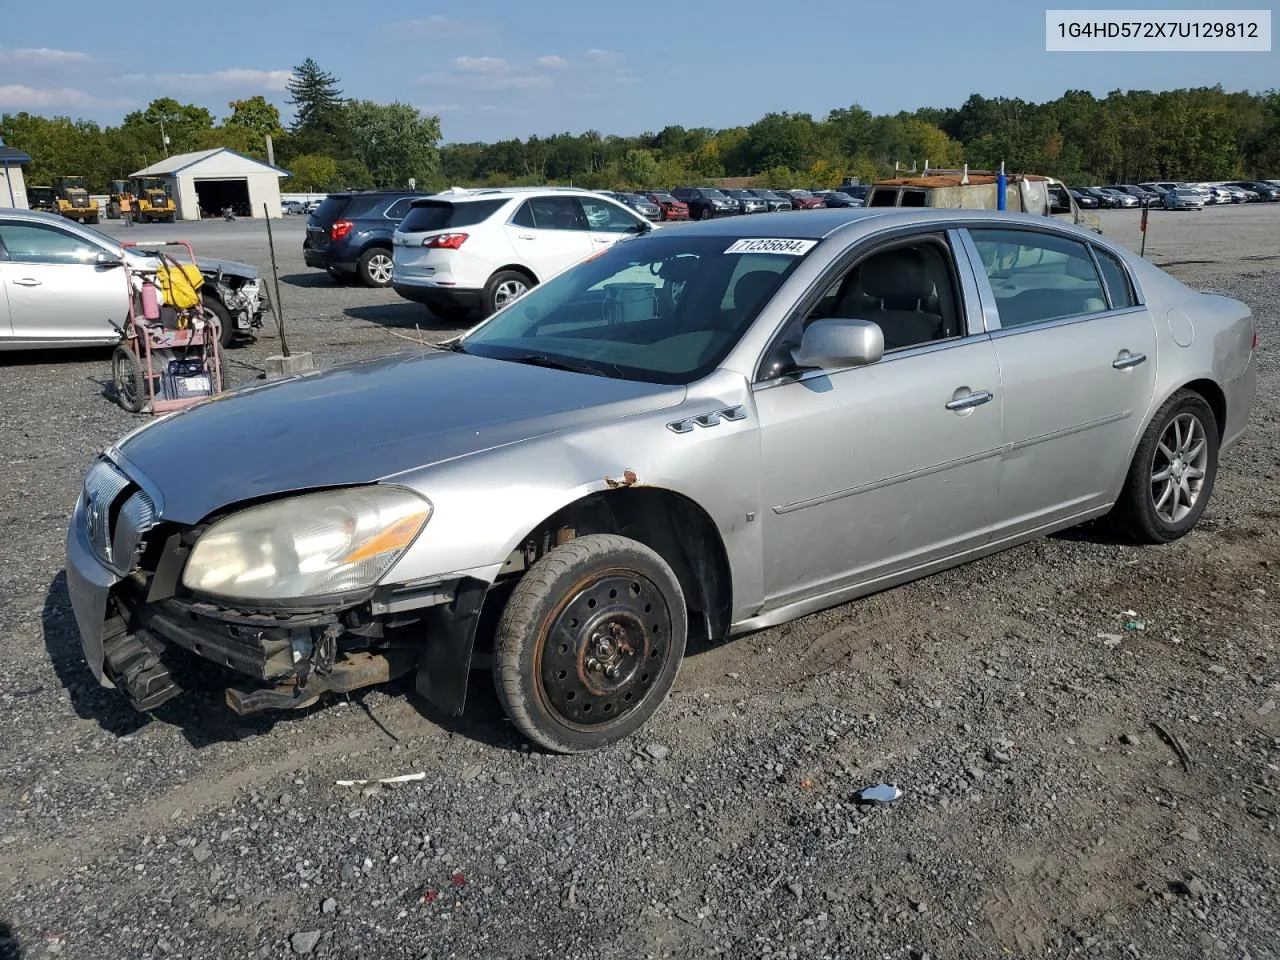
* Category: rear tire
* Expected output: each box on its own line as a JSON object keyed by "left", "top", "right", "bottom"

{"left": 357, "top": 247, "right": 394, "bottom": 288}
{"left": 112, "top": 345, "right": 147, "bottom": 413}
{"left": 699, "top": 205, "right": 714, "bottom": 221}
{"left": 493, "top": 534, "right": 687, "bottom": 753}
{"left": 482, "top": 270, "right": 533, "bottom": 316}
{"left": 1110, "top": 390, "right": 1219, "bottom": 544}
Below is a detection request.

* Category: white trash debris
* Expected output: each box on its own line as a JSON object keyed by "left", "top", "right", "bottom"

{"left": 856, "top": 783, "right": 903, "bottom": 804}
{"left": 335, "top": 772, "right": 427, "bottom": 787}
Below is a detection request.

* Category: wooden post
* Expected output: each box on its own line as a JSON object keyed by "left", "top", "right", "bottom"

{"left": 263, "top": 203, "right": 290, "bottom": 357}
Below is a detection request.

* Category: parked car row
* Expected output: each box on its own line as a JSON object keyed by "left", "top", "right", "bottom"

{"left": 1070, "top": 180, "right": 1280, "bottom": 211}
{"left": 301, "top": 184, "right": 874, "bottom": 290}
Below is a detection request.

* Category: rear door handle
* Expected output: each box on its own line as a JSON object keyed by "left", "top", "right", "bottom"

{"left": 945, "top": 390, "right": 994, "bottom": 412}
{"left": 591, "top": 237, "right": 612, "bottom": 244}
{"left": 1112, "top": 351, "right": 1147, "bottom": 369}
{"left": 13, "top": 278, "right": 41, "bottom": 287}
{"left": 517, "top": 234, "right": 536, "bottom": 240}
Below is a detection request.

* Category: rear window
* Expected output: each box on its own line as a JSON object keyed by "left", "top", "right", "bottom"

{"left": 310, "top": 196, "right": 351, "bottom": 223}
{"left": 399, "top": 199, "right": 508, "bottom": 233}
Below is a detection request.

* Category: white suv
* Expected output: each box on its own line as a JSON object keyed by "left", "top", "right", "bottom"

{"left": 391, "top": 187, "right": 655, "bottom": 318}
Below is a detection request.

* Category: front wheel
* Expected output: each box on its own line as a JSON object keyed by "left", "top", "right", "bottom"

{"left": 493, "top": 534, "right": 687, "bottom": 753}
{"left": 204, "top": 297, "right": 235, "bottom": 349}
{"left": 699, "top": 205, "right": 714, "bottom": 221}
{"left": 1110, "top": 390, "right": 1219, "bottom": 544}
{"left": 112, "top": 345, "right": 146, "bottom": 413}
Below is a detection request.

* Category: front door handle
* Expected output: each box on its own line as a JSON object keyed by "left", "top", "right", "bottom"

{"left": 591, "top": 237, "right": 612, "bottom": 244}
{"left": 1112, "top": 351, "right": 1147, "bottom": 370}
{"left": 517, "top": 234, "right": 536, "bottom": 240}
{"left": 945, "top": 390, "right": 994, "bottom": 412}
{"left": 13, "top": 278, "right": 42, "bottom": 287}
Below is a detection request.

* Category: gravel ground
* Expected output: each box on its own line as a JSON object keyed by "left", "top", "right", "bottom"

{"left": 1, "top": 208, "right": 1277, "bottom": 960}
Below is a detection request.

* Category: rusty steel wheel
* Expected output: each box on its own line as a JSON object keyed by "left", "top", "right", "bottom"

{"left": 493, "top": 534, "right": 686, "bottom": 753}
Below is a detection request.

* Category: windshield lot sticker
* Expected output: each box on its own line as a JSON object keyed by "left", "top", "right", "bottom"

{"left": 724, "top": 238, "right": 818, "bottom": 256}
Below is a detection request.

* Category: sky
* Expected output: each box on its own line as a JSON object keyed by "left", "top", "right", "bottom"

{"left": 0, "top": 0, "right": 1275, "bottom": 143}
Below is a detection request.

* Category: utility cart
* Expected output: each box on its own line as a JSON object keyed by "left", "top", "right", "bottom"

{"left": 111, "top": 240, "right": 223, "bottom": 414}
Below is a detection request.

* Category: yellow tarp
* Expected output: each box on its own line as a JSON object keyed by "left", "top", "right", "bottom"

{"left": 156, "top": 261, "right": 204, "bottom": 310}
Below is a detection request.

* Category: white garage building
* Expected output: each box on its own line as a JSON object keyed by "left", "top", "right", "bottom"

{"left": 131, "top": 148, "right": 289, "bottom": 221}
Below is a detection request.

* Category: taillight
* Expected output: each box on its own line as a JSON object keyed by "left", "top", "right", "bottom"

{"left": 423, "top": 232, "right": 468, "bottom": 250}
{"left": 330, "top": 219, "right": 354, "bottom": 241}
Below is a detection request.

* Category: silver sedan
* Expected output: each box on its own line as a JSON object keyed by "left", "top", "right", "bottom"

{"left": 0, "top": 208, "right": 267, "bottom": 349}
{"left": 64, "top": 209, "right": 1256, "bottom": 752}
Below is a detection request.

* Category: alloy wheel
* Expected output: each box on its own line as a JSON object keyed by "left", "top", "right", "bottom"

{"left": 1150, "top": 412, "right": 1209, "bottom": 524}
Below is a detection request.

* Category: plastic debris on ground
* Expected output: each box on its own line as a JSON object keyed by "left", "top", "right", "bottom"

{"left": 856, "top": 783, "right": 903, "bottom": 804}
{"left": 335, "top": 772, "right": 427, "bottom": 787}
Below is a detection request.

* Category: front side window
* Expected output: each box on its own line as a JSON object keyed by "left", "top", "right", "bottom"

{"left": 460, "top": 233, "right": 814, "bottom": 384}
{"left": 0, "top": 222, "right": 102, "bottom": 264}
{"left": 578, "top": 197, "right": 644, "bottom": 233}
{"left": 968, "top": 228, "right": 1108, "bottom": 329}
{"left": 797, "top": 236, "right": 965, "bottom": 352}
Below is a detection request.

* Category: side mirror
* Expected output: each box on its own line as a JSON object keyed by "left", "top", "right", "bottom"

{"left": 96, "top": 251, "right": 124, "bottom": 268}
{"left": 792, "top": 318, "right": 884, "bottom": 369}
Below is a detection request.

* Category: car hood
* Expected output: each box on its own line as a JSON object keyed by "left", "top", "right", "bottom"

{"left": 195, "top": 257, "right": 259, "bottom": 280}
{"left": 113, "top": 350, "right": 683, "bottom": 524}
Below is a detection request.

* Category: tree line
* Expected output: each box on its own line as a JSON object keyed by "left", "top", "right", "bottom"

{"left": 2, "top": 60, "right": 1276, "bottom": 196}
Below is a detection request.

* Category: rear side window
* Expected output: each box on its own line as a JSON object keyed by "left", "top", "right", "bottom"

{"left": 969, "top": 228, "right": 1108, "bottom": 329}
{"left": 341, "top": 196, "right": 384, "bottom": 219}
{"left": 383, "top": 197, "right": 414, "bottom": 220}
{"left": 1093, "top": 248, "right": 1137, "bottom": 308}
{"left": 310, "top": 196, "right": 350, "bottom": 222}
{"left": 399, "top": 199, "right": 507, "bottom": 233}
{"left": 868, "top": 189, "right": 899, "bottom": 207}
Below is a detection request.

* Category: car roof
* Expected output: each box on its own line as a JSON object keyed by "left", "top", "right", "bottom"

{"left": 668, "top": 207, "right": 1113, "bottom": 241}
{"left": 411, "top": 186, "right": 622, "bottom": 206}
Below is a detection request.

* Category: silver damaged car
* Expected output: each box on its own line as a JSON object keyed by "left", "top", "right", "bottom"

{"left": 64, "top": 209, "right": 1257, "bottom": 752}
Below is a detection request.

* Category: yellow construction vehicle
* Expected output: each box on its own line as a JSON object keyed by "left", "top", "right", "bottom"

{"left": 133, "top": 177, "right": 177, "bottom": 223}
{"left": 54, "top": 176, "right": 100, "bottom": 224}
{"left": 108, "top": 179, "right": 135, "bottom": 219}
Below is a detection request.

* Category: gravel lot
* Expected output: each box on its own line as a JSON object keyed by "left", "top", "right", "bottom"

{"left": 2, "top": 206, "right": 1277, "bottom": 960}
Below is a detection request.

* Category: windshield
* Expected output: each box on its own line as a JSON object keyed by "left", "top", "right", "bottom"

{"left": 702, "top": 189, "right": 729, "bottom": 200}
{"left": 650, "top": 192, "right": 676, "bottom": 202}
{"left": 459, "top": 233, "right": 816, "bottom": 384}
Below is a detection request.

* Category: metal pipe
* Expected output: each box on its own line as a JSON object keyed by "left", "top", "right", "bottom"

{"left": 3, "top": 161, "right": 14, "bottom": 206}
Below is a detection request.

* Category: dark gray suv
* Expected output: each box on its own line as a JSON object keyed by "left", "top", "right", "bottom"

{"left": 303, "top": 191, "right": 435, "bottom": 287}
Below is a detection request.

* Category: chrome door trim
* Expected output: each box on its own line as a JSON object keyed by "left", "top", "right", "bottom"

{"left": 1005, "top": 410, "right": 1132, "bottom": 455}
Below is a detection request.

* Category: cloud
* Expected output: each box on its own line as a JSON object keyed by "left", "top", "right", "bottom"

{"left": 583, "top": 48, "right": 618, "bottom": 62}
{"left": 0, "top": 47, "right": 93, "bottom": 64}
{"left": 536, "top": 55, "right": 568, "bottom": 69}
{"left": 453, "top": 56, "right": 508, "bottom": 74}
{"left": 393, "top": 15, "right": 494, "bottom": 40}
{"left": 126, "top": 68, "right": 292, "bottom": 91}
{"left": 422, "top": 58, "right": 555, "bottom": 92}
{"left": 0, "top": 84, "right": 134, "bottom": 109}
{"left": 421, "top": 103, "right": 461, "bottom": 113}
{"left": 614, "top": 73, "right": 642, "bottom": 85}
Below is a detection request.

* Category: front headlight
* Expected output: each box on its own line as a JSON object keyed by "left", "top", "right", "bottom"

{"left": 182, "top": 486, "right": 432, "bottom": 602}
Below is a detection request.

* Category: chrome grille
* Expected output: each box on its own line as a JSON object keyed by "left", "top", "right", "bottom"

{"left": 82, "top": 459, "right": 157, "bottom": 574}
{"left": 112, "top": 491, "right": 157, "bottom": 573}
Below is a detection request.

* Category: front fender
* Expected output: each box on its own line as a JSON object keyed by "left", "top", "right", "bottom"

{"left": 379, "top": 370, "right": 764, "bottom": 617}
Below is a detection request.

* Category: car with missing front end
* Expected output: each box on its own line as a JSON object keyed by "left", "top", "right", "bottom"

{"left": 0, "top": 208, "right": 266, "bottom": 350}
{"left": 65, "top": 208, "right": 1256, "bottom": 753}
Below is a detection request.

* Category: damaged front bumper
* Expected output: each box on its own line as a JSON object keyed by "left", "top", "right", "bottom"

{"left": 64, "top": 493, "right": 486, "bottom": 718}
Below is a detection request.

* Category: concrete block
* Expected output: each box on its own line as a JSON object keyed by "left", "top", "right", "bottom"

{"left": 264, "top": 352, "right": 316, "bottom": 379}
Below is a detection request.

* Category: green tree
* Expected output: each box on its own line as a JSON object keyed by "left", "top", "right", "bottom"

{"left": 226, "top": 95, "right": 284, "bottom": 140}
{"left": 743, "top": 112, "right": 815, "bottom": 173}
{"left": 121, "top": 98, "right": 214, "bottom": 155}
{"left": 343, "top": 100, "right": 441, "bottom": 188}
{"left": 287, "top": 153, "right": 338, "bottom": 191}
{"left": 287, "top": 58, "right": 347, "bottom": 154}
{"left": 621, "top": 148, "right": 658, "bottom": 186}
